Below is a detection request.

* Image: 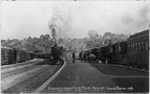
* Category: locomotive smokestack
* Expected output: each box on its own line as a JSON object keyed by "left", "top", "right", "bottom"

{"left": 48, "top": 18, "right": 58, "bottom": 46}
{"left": 51, "top": 27, "right": 58, "bottom": 45}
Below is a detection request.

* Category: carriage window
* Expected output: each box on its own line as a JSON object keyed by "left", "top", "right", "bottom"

{"left": 133, "top": 43, "right": 134, "bottom": 52}
{"left": 5, "top": 52, "right": 7, "bottom": 55}
{"left": 137, "top": 43, "right": 138, "bottom": 52}
{"left": 143, "top": 41, "right": 145, "bottom": 50}
{"left": 139, "top": 42, "right": 141, "bottom": 52}
{"left": 2, "top": 51, "right": 4, "bottom": 55}
{"left": 134, "top": 43, "right": 136, "bottom": 52}
{"left": 129, "top": 44, "right": 131, "bottom": 52}
{"left": 130, "top": 44, "right": 131, "bottom": 52}
{"left": 137, "top": 42, "right": 139, "bottom": 52}
{"left": 144, "top": 40, "right": 147, "bottom": 51}
{"left": 130, "top": 44, "right": 132, "bottom": 52}
{"left": 136, "top": 43, "right": 138, "bottom": 52}
{"left": 141, "top": 41, "right": 143, "bottom": 51}
{"left": 131, "top": 43, "right": 133, "bottom": 52}
{"left": 135, "top": 43, "right": 136, "bottom": 52}
{"left": 132, "top": 43, "right": 133, "bottom": 52}
{"left": 128, "top": 44, "right": 130, "bottom": 52}
{"left": 128, "top": 44, "right": 129, "bottom": 52}
{"left": 118, "top": 44, "right": 120, "bottom": 52}
{"left": 135, "top": 43, "right": 137, "bottom": 52}
{"left": 141, "top": 41, "right": 144, "bottom": 51}
{"left": 145, "top": 40, "right": 148, "bottom": 50}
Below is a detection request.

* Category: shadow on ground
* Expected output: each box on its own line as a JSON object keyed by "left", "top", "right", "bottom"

{"left": 112, "top": 77, "right": 149, "bottom": 93}
{"left": 34, "top": 59, "right": 51, "bottom": 65}
{"left": 90, "top": 63, "right": 149, "bottom": 93}
{"left": 90, "top": 63, "right": 149, "bottom": 76}
{"left": 34, "top": 58, "right": 64, "bottom": 65}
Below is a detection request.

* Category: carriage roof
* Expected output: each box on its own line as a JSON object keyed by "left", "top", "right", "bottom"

{"left": 128, "top": 29, "right": 149, "bottom": 40}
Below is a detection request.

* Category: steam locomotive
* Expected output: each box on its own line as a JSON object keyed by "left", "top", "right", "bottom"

{"left": 80, "top": 29, "right": 149, "bottom": 70}
{"left": 51, "top": 44, "right": 64, "bottom": 64}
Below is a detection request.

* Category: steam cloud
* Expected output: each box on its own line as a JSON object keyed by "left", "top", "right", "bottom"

{"left": 120, "top": 2, "right": 149, "bottom": 34}
{"left": 48, "top": 4, "right": 72, "bottom": 43}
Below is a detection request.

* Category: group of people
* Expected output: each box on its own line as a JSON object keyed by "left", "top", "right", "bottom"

{"left": 79, "top": 51, "right": 98, "bottom": 63}
{"left": 72, "top": 51, "right": 84, "bottom": 63}
{"left": 79, "top": 52, "right": 87, "bottom": 62}
{"left": 71, "top": 51, "right": 99, "bottom": 63}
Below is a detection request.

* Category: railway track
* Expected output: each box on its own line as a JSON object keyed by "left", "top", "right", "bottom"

{"left": 1, "top": 58, "right": 63, "bottom": 93}
{"left": 1, "top": 59, "right": 44, "bottom": 79}
{"left": 1, "top": 59, "right": 42, "bottom": 70}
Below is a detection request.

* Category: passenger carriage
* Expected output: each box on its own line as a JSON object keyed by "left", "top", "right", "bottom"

{"left": 78, "top": 29, "right": 149, "bottom": 70}
{"left": 127, "top": 29, "right": 149, "bottom": 69}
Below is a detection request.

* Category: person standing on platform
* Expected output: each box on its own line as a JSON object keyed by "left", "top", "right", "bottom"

{"left": 72, "top": 51, "right": 76, "bottom": 63}
{"left": 81, "top": 52, "right": 84, "bottom": 62}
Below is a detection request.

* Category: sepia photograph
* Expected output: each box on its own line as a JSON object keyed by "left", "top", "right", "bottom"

{"left": 1, "top": 0, "right": 150, "bottom": 93}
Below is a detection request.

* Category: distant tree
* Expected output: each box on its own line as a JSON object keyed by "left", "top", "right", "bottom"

{"left": 1, "top": 39, "right": 5, "bottom": 43}
{"left": 88, "top": 30, "right": 99, "bottom": 39}
{"left": 103, "top": 32, "right": 129, "bottom": 44}
{"left": 87, "top": 30, "right": 101, "bottom": 48}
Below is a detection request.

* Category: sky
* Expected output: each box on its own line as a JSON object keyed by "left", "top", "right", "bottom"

{"left": 1, "top": 1, "right": 150, "bottom": 39}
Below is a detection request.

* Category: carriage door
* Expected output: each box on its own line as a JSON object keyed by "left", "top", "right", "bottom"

{"left": 112, "top": 45, "right": 116, "bottom": 62}
{"left": 13, "top": 48, "right": 17, "bottom": 63}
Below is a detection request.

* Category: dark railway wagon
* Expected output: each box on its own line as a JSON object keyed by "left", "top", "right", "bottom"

{"left": 1, "top": 47, "right": 35, "bottom": 65}
{"left": 26, "top": 52, "right": 31, "bottom": 61}
{"left": 90, "top": 47, "right": 101, "bottom": 60}
{"left": 30, "top": 53, "right": 33, "bottom": 59}
{"left": 1, "top": 47, "right": 16, "bottom": 65}
{"left": 100, "top": 45, "right": 113, "bottom": 63}
{"left": 112, "top": 41, "right": 127, "bottom": 65}
{"left": 16, "top": 50, "right": 26, "bottom": 63}
{"left": 34, "top": 53, "right": 38, "bottom": 58}
{"left": 127, "top": 29, "right": 149, "bottom": 69}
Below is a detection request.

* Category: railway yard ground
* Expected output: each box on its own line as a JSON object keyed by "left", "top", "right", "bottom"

{"left": 1, "top": 58, "right": 63, "bottom": 93}
{"left": 1, "top": 59, "right": 149, "bottom": 93}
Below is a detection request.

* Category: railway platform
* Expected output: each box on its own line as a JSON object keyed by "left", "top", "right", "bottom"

{"left": 40, "top": 60, "right": 149, "bottom": 93}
